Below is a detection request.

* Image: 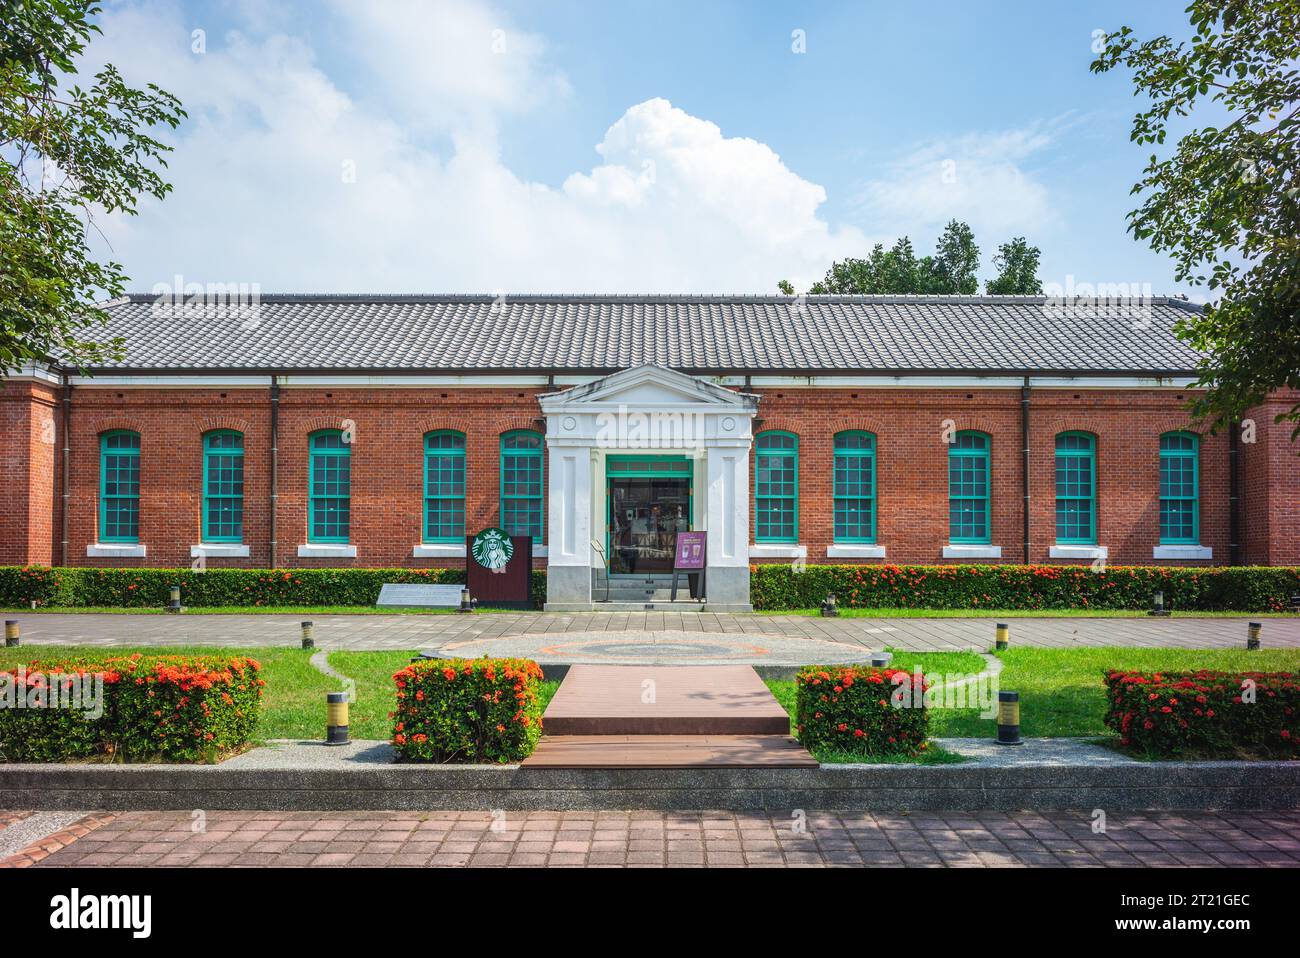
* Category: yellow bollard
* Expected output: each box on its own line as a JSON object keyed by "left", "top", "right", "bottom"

{"left": 326, "top": 691, "right": 349, "bottom": 745}
{"left": 995, "top": 622, "right": 1009, "bottom": 652}
{"left": 4, "top": 620, "right": 18, "bottom": 647}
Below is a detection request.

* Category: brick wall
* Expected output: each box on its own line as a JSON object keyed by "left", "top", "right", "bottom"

{"left": 2, "top": 380, "right": 1294, "bottom": 569}
{"left": 1241, "top": 393, "right": 1300, "bottom": 566}
{"left": 748, "top": 386, "right": 1233, "bottom": 566}
{"left": 0, "top": 380, "right": 58, "bottom": 565}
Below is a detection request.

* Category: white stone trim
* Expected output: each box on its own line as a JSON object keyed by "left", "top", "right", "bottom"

{"left": 412, "top": 543, "right": 466, "bottom": 558}
{"left": 1049, "top": 544, "right": 1108, "bottom": 560}
{"left": 86, "top": 543, "right": 146, "bottom": 558}
{"left": 190, "top": 543, "right": 250, "bottom": 558}
{"left": 64, "top": 373, "right": 1201, "bottom": 391}
{"left": 750, "top": 543, "right": 807, "bottom": 559}
{"left": 297, "top": 544, "right": 357, "bottom": 558}
{"left": 827, "top": 544, "right": 887, "bottom": 559}
{"left": 1153, "top": 544, "right": 1212, "bottom": 560}
{"left": 942, "top": 544, "right": 1002, "bottom": 559}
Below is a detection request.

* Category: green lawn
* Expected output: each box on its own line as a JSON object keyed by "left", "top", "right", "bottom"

{"left": 8, "top": 645, "right": 1295, "bottom": 761}
{"left": 0, "top": 644, "right": 558, "bottom": 742}
{"left": 766, "top": 647, "right": 1300, "bottom": 743}
{"left": 762, "top": 607, "right": 1295, "bottom": 618}
{"left": 0, "top": 606, "right": 529, "bottom": 615}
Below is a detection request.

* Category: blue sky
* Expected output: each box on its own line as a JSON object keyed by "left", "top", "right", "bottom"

{"left": 89, "top": 0, "right": 1206, "bottom": 296}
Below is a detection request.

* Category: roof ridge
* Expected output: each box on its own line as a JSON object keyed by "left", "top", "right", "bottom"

{"left": 121, "top": 292, "right": 1199, "bottom": 307}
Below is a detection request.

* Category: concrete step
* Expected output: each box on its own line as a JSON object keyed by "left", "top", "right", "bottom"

{"left": 591, "top": 600, "right": 705, "bottom": 612}
{"left": 521, "top": 734, "right": 818, "bottom": 768}
{"left": 539, "top": 665, "right": 794, "bottom": 736}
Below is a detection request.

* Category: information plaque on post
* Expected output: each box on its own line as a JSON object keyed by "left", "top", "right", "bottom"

{"left": 670, "top": 531, "right": 706, "bottom": 601}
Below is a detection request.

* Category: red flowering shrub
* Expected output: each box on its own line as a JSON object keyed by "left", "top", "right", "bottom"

{"left": 1104, "top": 669, "right": 1300, "bottom": 759}
{"left": 795, "top": 665, "right": 930, "bottom": 758}
{"left": 391, "top": 657, "right": 545, "bottom": 763}
{"left": 752, "top": 563, "right": 1300, "bottom": 612}
{"left": 0, "top": 654, "right": 263, "bottom": 763}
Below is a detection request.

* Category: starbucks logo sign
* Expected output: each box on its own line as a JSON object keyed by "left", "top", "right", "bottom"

{"left": 471, "top": 527, "right": 514, "bottom": 571}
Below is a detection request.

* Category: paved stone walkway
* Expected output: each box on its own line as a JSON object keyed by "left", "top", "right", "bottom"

{"left": 7, "top": 612, "right": 1299, "bottom": 655}
{"left": 9, "top": 809, "right": 1300, "bottom": 868}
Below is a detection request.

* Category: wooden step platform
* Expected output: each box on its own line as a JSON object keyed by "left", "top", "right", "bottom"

{"left": 540, "top": 665, "right": 793, "bottom": 735}
{"left": 521, "top": 734, "right": 818, "bottom": 768}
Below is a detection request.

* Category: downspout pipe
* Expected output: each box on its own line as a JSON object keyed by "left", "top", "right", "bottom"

{"left": 269, "top": 376, "right": 279, "bottom": 568}
{"left": 1228, "top": 422, "right": 1241, "bottom": 565}
{"left": 60, "top": 370, "right": 72, "bottom": 567}
{"left": 1021, "top": 378, "right": 1032, "bottom": 565}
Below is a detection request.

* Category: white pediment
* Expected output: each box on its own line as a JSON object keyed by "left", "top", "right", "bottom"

{"left": 539, "top": 364, "right": 755, "bottom": 412}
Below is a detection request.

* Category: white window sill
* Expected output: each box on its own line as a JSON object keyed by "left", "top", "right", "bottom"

{"left": 1153, "top": 544, "right": 1212, "bottom": 560}
{"left": 412, "top": 543, "right": 466, "bottom": 558}
{"left": 1049, "top": 544, "right": 1108, "bottom": 560}
{"left": 749, "top": 543, "right": 807, "bottom": 559}
{"left": 827, "top": 544, "right": 886, "bottom": 559}
{"left": 942, "top": 544, "right": 1001, "bottom": 559}
{"left": 86, "top": 543, "right": 146, "bottom": 558}
{"left": 297, "top": 544, "right": 357, "bottom": 558}
{"left": 191, "top": 543, "right": 250, "bottom": 558}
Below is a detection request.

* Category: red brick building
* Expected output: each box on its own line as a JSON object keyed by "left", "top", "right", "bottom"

{"left": 2, "top": 293, "right": 1295, "bottom": 610}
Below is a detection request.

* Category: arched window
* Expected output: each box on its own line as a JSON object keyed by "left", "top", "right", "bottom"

{"left": 1159, "top": 432, "right": 1199, "bottom": 543}
{"left": 500, "top": 430, "right": 543, "bottom": 540}
{"left": 834, "top": 431, "right": 876, "bottom": 543}
{"left": 203, "top": 431, "right": 245, "bottom": 542}
{"left": 309, "top": 430, "right": 350, "bottom": 543}
{"left": 948, "top": 431, "right": 990, "bottom": 544}
{"left": 1054, "top": 432, "right": 1096, "bottom": 544}
{"left": 424, "top": 431, "right": 466, "bottom": 542}
{"left": 100, "top": 430, "right": 140, "bottom": 543}
{"left": 755, "top": 431, "right": 798, "bottom": 543}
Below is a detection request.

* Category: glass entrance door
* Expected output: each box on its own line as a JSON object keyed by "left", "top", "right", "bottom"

{"left": 606, "top": 456, "right": 692, "bottom": 574}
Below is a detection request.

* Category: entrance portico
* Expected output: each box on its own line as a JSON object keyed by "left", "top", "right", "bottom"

{"left": 539, "top": 365, "right": 759, "bottom": 611}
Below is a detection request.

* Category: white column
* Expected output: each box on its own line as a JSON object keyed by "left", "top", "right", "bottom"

{"left": 705, "top": 443, "right": 750, "bottom": 568}
{"left": 547, "top": 442, "right": 592, "bottom": 568}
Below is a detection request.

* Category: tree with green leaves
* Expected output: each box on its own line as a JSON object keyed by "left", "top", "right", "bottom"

{"left": 1, "top": 0, "right": 185, "bottom": 375}
{"left": 786, "top": 220, "right": 988, "bottom": 296}
{"left": 985, "top": 237, "right": 1044, "bottom": 294}
{"left": 1092, "top": 0, "right": 1299, "bottom": 439}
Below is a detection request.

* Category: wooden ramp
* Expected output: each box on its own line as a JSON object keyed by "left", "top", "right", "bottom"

{"left": 522, "top": 665, "right": 817, "bottom": 768}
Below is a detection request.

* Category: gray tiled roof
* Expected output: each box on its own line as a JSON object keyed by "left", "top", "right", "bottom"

{"left": 75, "top": 294, "right": 1205, "bottom": 375}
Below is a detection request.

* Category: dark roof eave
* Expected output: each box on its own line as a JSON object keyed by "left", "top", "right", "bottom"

{"left": 69, "top": 365, "right": 1203, "bottom": 380}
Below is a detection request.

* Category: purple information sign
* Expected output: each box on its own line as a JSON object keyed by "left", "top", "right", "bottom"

{"left": 674, "top": 531, "right": 707, "bottom": 570}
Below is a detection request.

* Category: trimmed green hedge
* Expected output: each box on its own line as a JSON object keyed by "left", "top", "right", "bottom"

{"left": 1104, "top": 669, "right": 1300, "bottom": 759}
{"left": 3, "top": 563, "right": 1297, "bottom": 613}
{"left": 390, "top": 657, "right": 546, "bottom": 763}
{"left": 0, "top": 653, "right": 263, "bottom": 762}
{"left": 795, "top": 664, "right": 931, "bottom": 758}
{"left": 752, "top": 564, "right": 1300, "bottom": 612}
{"left": 0, "top": 566, "right": 501, "bottom": 608}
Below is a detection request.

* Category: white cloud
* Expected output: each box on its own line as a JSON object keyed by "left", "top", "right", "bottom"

{"left": 86, "top": 0, "right": 864, "bottom": 294}
{"left": 853, "top": 122, "right": 1068, "bottom": 245}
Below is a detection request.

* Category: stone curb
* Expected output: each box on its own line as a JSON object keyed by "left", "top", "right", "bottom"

{"left": 0, "top": 813, "right": 116, "bottom": 868}
{"left": 3, "top": 761, "right": 1298, "bottom": 812}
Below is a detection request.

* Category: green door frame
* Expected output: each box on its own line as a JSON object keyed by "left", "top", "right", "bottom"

{"left": 604, "top": 455, "right": 695, "bottom": 574}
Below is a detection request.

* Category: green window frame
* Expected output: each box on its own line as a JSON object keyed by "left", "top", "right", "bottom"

{"left": 308, "top": 430, "right": 350, "bottom": 543}
{"left": 1054, "top": 432, "right": 1096, "bottom": 544}
{"left": 99, "top": 430, "right": 140, "bottom": 543}
{"left": 833, "top": 431, "right": 875, "bottom": 542}
{"left": 500, "top": 430, "right": 543, "bottom": 540}
{"left": 1159, "top": 431, "right": 1199, "bottom": 544}
{"left": 424, "top": 431, "right": 466, "bottom": 542}
{"left": 755, "top": 431, "right": 798, "bottom": 543}
{"left": 202, "top": 430, "right": 245, "bottom": 542}
{"left": 948, "top": 431, "right": 990, "bottom": 544}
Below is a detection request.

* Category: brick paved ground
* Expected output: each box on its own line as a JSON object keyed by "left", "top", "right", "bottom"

{"left": 7, "top": 611, "right": 1299, "bottom": 654}
{"left": 9, "top": 809, "right": 1300, "bottom": 868}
